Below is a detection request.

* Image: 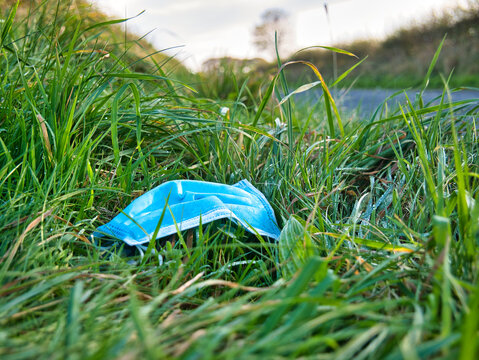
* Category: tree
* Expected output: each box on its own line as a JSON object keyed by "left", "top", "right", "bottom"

{"left": 252, "top": 8, "right": 292, "bottom": 59}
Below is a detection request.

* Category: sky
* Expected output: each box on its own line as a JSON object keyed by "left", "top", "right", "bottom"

{"left": 89, "top": 0, "right": 468, "bottom": 70}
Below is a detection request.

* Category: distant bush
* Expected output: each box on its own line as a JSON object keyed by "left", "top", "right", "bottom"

{"left": 286, "top": 0, "right": 479, "bottom": 88}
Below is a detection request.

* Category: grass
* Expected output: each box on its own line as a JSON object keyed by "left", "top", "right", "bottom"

{"left": 1, "top": 1, "right": 478, "bottom": 359}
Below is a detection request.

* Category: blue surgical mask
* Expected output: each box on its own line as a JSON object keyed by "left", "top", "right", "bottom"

{"left": 93, "top": 179, "right": 281, "bottom": 246}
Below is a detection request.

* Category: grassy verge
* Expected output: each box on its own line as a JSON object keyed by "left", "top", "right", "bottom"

{"left": 1, "top": 1, "right": 478, "bottom": 359}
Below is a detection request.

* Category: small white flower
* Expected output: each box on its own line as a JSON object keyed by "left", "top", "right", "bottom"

{"left": 220, "top": 107, "right": 230, "bottom": 116}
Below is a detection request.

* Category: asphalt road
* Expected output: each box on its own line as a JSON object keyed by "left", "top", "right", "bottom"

{"left": 306, "top": 88, "right": 479, "bottom": 117}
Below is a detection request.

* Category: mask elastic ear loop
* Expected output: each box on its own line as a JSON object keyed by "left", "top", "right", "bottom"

{"left": 136, "top": 244, "right": 164, "bottom": 266}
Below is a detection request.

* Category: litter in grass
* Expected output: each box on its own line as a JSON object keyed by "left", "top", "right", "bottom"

{"left": 93, "top": 179, "right": 281, "bottom": 247}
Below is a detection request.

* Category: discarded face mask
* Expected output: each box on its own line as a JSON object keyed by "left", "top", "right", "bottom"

{"left": 93, "top": 179, "right": 281, "bottom": 246}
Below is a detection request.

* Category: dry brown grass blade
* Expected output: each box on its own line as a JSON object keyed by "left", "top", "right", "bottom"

{"left": 6, "top": 214, "right": 91, "bottom": 245}
{"left": 1, "top": 209, "right": 53, "bottom": 270}
{"left": 355, "top": 255, "right": 374, "bottom": 272}
{"left": 172, "top": 272, "right": 204, "bottom": 295}
{"left": 1, "top": 211, "right": 43, "bottom": 230}
{"left": 171, "top": 274, "right": 267, "bottom": 296}
{"left": 39, "top": 232, "right": 91, "bottom": 245}
{"left": 182, "top": 229, "right": 195, "bottom": 264}
{"left": 195, "top": 279, "right": 265, "bottom": 292}
{"left": 110, "top": 290, "right": 153, "bottom": 305}
{"left": 36, "top": 114, "right": 53, "bottom": 161}
{"left": 173, "top": 329, "right": 207, "bottom": 357}
{"left": 9, "top": 299, "right": 63, "bottom": 319}
{"left": 160, "top": 309, "right": 182, "bottom": 328}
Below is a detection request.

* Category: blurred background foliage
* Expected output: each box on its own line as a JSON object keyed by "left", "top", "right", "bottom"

{"left": 0, "top": 0, "right": 188, "bottom": 76}
{"left": 199, "top": 1, "right": 479, "bottom": 90}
